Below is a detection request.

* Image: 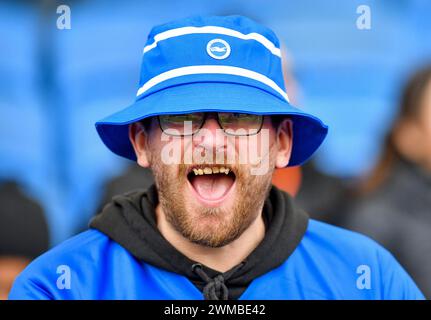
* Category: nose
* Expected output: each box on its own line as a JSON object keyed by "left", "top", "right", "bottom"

{"left": 201, "top": 114, "right": 220, "bottom": 132}
{"left": 192, "top": 114, "right": 226, "bottom": 154}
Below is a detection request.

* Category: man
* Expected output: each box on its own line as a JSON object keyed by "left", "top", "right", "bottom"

{"left": 9, "top": 15, "right": 424, "bottom": 300}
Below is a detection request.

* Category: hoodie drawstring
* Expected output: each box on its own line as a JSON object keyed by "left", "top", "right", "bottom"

{"left": 191, "top": 262, "right": 246, "bottom": 300}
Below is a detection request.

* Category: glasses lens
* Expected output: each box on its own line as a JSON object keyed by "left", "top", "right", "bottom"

{"left": 159, "top": 113, "right": 205, "bottom": 136}
{"left": 218, "top": 113, "right": 263, "bottom": 136}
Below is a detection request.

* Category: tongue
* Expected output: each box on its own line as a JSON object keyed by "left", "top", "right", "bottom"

{"left": 191, "top": 174, "right": 234, "bottom": 200}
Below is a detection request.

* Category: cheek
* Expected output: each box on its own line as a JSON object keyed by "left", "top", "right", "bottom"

{"left": 148, "top": 133, "right": 183, "bottom": 163}
{"left": 424, "top": 117, "right": 431, "bottom": 141}
{"left": 425, "top": 128, "right": 431, "bottom": 152}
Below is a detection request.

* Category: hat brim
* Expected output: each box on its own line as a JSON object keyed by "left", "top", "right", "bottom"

{"left": 95, "top": 82, "right": 328, "bottom": 166}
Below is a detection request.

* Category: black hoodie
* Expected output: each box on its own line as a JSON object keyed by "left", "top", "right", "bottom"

{"left": 90, "top": 184, "right": 308, "bottom": 300}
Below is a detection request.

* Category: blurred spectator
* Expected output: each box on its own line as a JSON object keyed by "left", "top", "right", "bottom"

{"left": 0, "top": 181, "right": 49, "bottom": 299}
{"left": 341, "top": 65, "right": 431, "bottom": 298}
{"left": 295, "top": 161, "right": 351, "bottom": 225}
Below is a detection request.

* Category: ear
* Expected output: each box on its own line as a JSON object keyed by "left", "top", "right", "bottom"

{"left": 129, "top": 122, "right": 150, "bottom": 167}
{"left": 275, "top": 118, "right": 293, "bottom": 168}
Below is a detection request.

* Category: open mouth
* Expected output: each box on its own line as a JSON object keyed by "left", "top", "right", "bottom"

{"left": 186, "top": 165, "right": 236, "bottom": 204}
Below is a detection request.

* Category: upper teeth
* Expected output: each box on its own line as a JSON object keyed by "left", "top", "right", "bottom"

{"left": 192, "top": 167, "right": 230, "bottom": 175}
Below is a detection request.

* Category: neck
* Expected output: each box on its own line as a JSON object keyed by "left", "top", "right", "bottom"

{"left": 155, "top": 205, "right": 265, "bottom": 273}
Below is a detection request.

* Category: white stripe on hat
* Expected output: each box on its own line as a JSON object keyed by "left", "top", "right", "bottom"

{"left": 136, "top": 65, "right": 289, "bottom": 102}
{"left": 143, "top": 26, "right": 281, "bottom": 57}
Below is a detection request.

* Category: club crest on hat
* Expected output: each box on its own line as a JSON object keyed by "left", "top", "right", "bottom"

{"left": 206, "top": 38, "right": 231, "bottom": 60}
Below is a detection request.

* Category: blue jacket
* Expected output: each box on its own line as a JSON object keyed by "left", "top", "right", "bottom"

{"left": 9, "top": 219, "right": 424, "bottom": 300}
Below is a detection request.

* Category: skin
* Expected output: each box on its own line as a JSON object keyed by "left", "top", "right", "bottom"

{"left": 393, "top": 79, "right": 431, "bottom": 172}
{"left": 129, "top": 114, "right": 293, "bottom": 272}
{"left": 0, "top": 256, "right": 30, "bottom": 300}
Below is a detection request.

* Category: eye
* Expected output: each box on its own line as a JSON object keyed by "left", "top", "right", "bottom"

{"left": 159, "top": 113, "right": 205, "bottom": 136}
{"left": 231, "top": 113, "right": 250, "bottom": 119}
{"left": 218, "top": 113, "right": 263, "bottom": 136}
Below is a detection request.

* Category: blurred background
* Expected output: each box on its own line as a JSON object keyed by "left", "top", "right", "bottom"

{"left": 1, "top": 0, "right": 430, "bottom": 298}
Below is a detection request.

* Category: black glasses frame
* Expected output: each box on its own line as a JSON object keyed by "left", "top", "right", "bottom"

{"left": 157, "top": 112, "right": 264, "bottom": 137}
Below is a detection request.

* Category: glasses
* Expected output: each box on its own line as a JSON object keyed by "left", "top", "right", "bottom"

{"left": 158, "top": 112, "right": 264, "bottom": 137}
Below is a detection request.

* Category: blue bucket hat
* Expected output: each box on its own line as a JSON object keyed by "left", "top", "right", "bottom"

{"left": 95, "top": 15, "right": 328, "bottom": 166}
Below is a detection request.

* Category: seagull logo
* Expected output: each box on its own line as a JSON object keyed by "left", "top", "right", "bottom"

{"left": 210, "top": 46, "right": 227, "bottom": 53}
{"left": 206, "top": 39, "right": 231, "bottom": 60}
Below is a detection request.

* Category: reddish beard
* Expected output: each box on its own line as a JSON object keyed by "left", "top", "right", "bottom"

{"left": 151, "top": 155, "right": 275, "bottom": 247}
